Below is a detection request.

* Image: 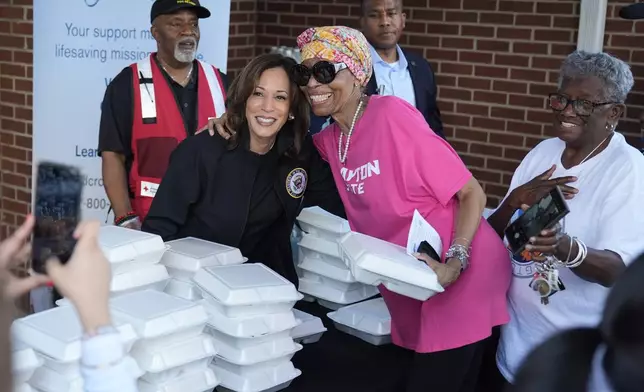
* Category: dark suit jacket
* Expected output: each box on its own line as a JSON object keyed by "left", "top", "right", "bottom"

{"left": 309, "top": 47, "right": 445, "bottom": 139}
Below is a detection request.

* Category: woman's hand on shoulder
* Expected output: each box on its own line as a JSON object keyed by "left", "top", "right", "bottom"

{"left": 414, "top": 252, "right": 461, "bottom": 288}
{"left": 509, "top": 165, "right": 578, "bottom": 209}
{"left": 196, "top": 114, "right": 235, "bottom": 140}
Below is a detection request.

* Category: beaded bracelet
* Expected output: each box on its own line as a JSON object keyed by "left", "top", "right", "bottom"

{"left": 114, "top": 211, "right": 137, "bottom": 226}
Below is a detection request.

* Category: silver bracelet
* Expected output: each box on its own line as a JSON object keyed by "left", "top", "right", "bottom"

{"left": 445, "top": 244, "right": 469, "bottom": 271}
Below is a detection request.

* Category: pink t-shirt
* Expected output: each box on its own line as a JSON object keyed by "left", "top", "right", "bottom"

{"left": 313, "top": 95, "right": 510, "bottom": 353}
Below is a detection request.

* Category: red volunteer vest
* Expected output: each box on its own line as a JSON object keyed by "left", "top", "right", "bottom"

{"left": 129, "top": 54, "right": 226, "bottom": 220}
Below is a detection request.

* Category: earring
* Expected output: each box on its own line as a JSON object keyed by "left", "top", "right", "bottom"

{"left": 288, "top": 114, "right": 294, "bottom": 120}
{"left": 606, "top": 123, "right": 615, "bottom": 131}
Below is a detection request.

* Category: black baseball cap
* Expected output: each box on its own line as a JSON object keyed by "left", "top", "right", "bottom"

{"left": 150, "top": 0, "right": 211, "bottom": 23}
{"left": 619, "top": 3, "right": 644, "bottom": 20}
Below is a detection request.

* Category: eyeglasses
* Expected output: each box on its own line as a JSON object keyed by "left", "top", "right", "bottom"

{"left": 291, "top": 61, "right": 348, "bottom": 86}
{"left": 548, "top": 93, "right": 616, "bottom": 116}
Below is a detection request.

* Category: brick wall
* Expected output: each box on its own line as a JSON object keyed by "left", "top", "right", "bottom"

{"left": 2, "top": 0, "right": 644, "bottom": 240}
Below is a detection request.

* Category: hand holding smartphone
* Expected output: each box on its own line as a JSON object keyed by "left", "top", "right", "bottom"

{"left": 505, "top": 186, "right": 570, "bottom": 255}
{"left": 31, "top": 162, "right": 83, "bottom": 275}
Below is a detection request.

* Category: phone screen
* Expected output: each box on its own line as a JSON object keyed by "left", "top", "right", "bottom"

{"left": 505, "top": 187, "right": 570, "bottom": 255}
{"left": 31, "top": 162, "right": 83, "bottom": 274}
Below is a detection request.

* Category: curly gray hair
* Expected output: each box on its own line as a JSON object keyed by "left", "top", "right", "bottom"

{"left": 557, "top": 51, "right": 634, "bottom": 103}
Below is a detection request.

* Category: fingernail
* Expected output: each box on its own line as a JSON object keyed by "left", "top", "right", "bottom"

{"left": 541, "top": 230, "right": 547, "bottom": 235}
{"left": 46, "top": 281, "right": 54, "bottom": 287}
{"left": 413, "top": 252, "right": 420, "bottom": 257}
{"left": 529, "top": 237, "right": 536, "bottom": 243}
{"left": 525, "top": 245, "right": 533, "bottom": 251}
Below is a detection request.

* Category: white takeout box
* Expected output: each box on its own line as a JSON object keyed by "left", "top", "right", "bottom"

{"left": 297, "top": 233, "right": 343, "bottom": 259}
{"left": 11, "top": 341, "right": 42, "bottom": 384}
{"left": 199, "top": 300, "right": 299, "bottom": 338}
{"left": 138, "top": 367, "right": 219, "bottom": 392}
{"left": 162, "top": 237, "right": 245, "bottom": 281}
{"left": 298, "top": 251, "right": 355, "bottom": 283}
{"left": 291, "top": 309, "right": 327, "bottom": 344}
{"left": 99, "top": 226, "right": 167, "bottom": 274}
{"left": 328, "top": 298, "right": 392, "bottom": 346}
{"left": 132, "top": 333, "right": 215, "bottom": 375}
{"left": 111, "top": 264, "right": 170, "bottom": 295}
{"left": 340, "top": 232, "right": 444, "bottom": 301}
{"left": 211, "top": 358, "right": 301, "bottom": 392}
{"left": 165, "top": 278, "right": 202, "bottom": 301}
{"left": 29, "top": 356, "right": 142, "bottom": 392}
{"left": 193, "top": 263, "right": 302, "bottom": 317}
{"left": 298, "top": 273, "right": 379, "bottom": 305}
{"left": 141, "top": 357, "right": 211, "bottom": 384}
{"left": 110, "top": 290, "right": 208, "bottom": 346}
{"left": 296, "top": 207, "right": 350, "bottom": 254}
{"left": 11, "top": 306, "right": 137, "bottom": 362}
{"left": 205, "top": 327, "right": 302, "bottom": 365}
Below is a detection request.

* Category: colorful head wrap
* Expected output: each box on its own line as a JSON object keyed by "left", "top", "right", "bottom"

{"left": 296, "top": 26, "right": 373, "bottom": 86}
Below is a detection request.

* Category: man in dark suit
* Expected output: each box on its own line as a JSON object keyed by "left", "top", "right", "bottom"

{"left": 309, "top": 0, "right": 445, "bottom": 138}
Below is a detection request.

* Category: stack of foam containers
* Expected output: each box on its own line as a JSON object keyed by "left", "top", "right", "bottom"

{"left": 161, "top": 237, "right": 246, "bottom": 302}
{"left": 193, "top": 263, "right": 303, "bottom": 392}
{"left": 11, "top": 305, "right": 141, "bottom": 392}
{"left": 12, "top": 341, "right": 42, "bottom": 391}
{"left": 295, "top": 207, "right": 379, "bottom": 310}
{"left": 99, "top": 226, "right": 169, "bottom": 296}
{"left": 339, "top": 231, "right": 444, "bottom": 302}
{"left": 327, "top": 298, "right": 392, "bottom": 346}
{"left": 110, "top": 290, "right": 219, "bottom": 392}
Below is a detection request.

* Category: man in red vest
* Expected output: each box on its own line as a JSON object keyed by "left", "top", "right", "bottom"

{"left": 98, "top": 0, "right": 227, "bottom": 229}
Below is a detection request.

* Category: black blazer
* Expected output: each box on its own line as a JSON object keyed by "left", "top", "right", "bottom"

{"left": 365, "top": 48, "right": 444, "bottom": 138}
{"left": 142, "top": 128, "right": 344, "bottom": 286}
{"left": 309, "top": 48, "right": 445, "bottom": 139}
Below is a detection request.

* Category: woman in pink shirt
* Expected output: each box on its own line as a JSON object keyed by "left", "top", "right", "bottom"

{"left": 293, "top": 26, "right": 512, "bottom": 391}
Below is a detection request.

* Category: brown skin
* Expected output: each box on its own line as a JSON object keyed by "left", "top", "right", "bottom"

{"left": 488, "top": 75, "right": 627, "bottom": 287}
{"left": 151, "top": 9, "right": 200, "bottom": 81}
{"left": 360, "top": 0, "right": 406, "bottom": 63}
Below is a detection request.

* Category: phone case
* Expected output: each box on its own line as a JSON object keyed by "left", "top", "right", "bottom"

{"left": 417, "top": 240, "right": 441, "bottom": 262}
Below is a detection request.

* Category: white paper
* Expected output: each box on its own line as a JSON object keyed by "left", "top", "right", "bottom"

{"left": 406, "top": 210, "right": 442, "bottom": 259}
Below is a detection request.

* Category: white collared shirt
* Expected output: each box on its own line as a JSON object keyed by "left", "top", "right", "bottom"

{"left": 369, "top": 44, "right": 416, "bottom": 107}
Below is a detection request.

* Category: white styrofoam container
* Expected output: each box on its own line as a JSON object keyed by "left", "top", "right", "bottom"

{"left": 296, "top": 206, "right": 350, "bottom": 242}
{"left": 205, "top": 326, "right": 301, "bottom": 365}
{"left": 291, "top": 309, "right": 326, "bottom": 344}
{"left": 39, "top": 354, "right": 80, "bottom": 378}
{"left": 340, "top": 232, "right": 444, "bottom": 301}
{"left": 297, "top": 233, "right": 344, "bottom": 261}
{"left": 165, "top": 278, "right": 202, "bottom": 301}
{"left": 133, "top": 333, "right": 215, "bottom": 374}
{"left": 13, "top": 384, "right": 34, "bottom": 392}
{"left": 29, "top": 356, "right": 142, "bottom": 392}
{"left": 99, "top": 225, "right": 167, "bottom": 274}
{"left": 138, "top": 367, "right": 219, "bottom": 392}
{"left": 298, "top": 275, "right": 379, "bottom": 305}
{"left": 327, "top": 298, "right": 392, "bottom": 346}
{"left": 162, "top": 237, "right": 245, "bottom": 277}
{"left": 193, "top": 264, "right": 302, "bottom": 317}
{"left": 111, "top": 264, "right": 170, "bottom": 295}
{"left": 199, "top": 300, "right": 299, "bottom": 338}
{"left": 141, "top": 357, "right": 211, "bottom": 384}
{"left": 11, "top": 341, "right": 42, "bottom": 385}
{"left": 212, "top": 359, "right": 301, "bottom": 392}
{"left": 11, "top": 306, "right": 137, "bottom": 362}
{"left": 298, "top": 252, "right": 355, "bottom": 283}
{"left": 110, "top": 290, "right": 208, "bottom": 346}
{"left": 316, "top": 299, "right": 345, "bottom": 310}
{"left": 298, "top": 269, "right": 362, "bottom": 292}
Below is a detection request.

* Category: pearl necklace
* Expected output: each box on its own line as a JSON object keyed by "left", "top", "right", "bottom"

{"left": 338, "top": 98, "right": 364, "bottom": 164}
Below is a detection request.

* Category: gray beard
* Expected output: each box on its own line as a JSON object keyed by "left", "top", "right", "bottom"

{"left": 174, "top": 45, "right": 196, "bottom": 63}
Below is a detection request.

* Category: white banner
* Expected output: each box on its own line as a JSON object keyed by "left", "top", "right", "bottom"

{"left": 33, "top": 0, "right": 231, "bottom": 222}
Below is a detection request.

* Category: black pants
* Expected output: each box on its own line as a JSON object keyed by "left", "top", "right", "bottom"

{"left": 401, "top": 338, "right": 487, "bottom": 392}
{"left": 476, "top": 326, "right": 511, "bottom": 392}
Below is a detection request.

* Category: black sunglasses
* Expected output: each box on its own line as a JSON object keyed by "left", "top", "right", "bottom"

{"left": 548, "top": 93, "right": 616, "bottom": 117}
{"left": 291, "top": 61, "right": 348, "bottom": 86}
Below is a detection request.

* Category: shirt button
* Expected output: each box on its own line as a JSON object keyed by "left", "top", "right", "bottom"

{"left": 184, "top": 103, "right": 188, "bottom": 107}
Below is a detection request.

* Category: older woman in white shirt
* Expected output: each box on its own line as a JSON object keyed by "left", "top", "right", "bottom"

{"left": 486, "top": 51, "right": 644, "bottom": 391}
{"left": 0, "top": 217, "right": 137, "bottom": 392}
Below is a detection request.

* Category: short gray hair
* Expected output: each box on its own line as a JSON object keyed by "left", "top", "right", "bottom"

{"left": 557, "top": 51, "right": 634, "bottom": 103}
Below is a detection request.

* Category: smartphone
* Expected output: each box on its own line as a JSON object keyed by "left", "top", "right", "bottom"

{"left": 505, "top": 186, "right": 570, "bottom": 255}
{"left": 31, "top": 162, "right": 83, "bottom": 274}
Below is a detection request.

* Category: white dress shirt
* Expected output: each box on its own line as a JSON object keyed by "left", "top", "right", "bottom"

{"left": 369, "top": 44, "right": 416, "bottom": 107}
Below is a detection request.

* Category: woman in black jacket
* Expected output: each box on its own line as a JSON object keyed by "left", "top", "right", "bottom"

{"left": 141, "top": 53, "right": 343, "bottom": 285}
